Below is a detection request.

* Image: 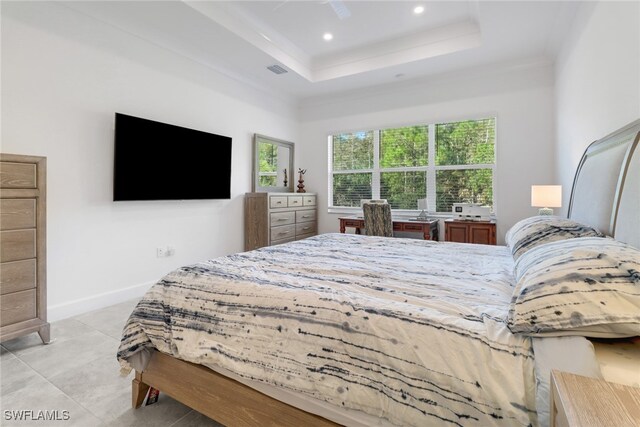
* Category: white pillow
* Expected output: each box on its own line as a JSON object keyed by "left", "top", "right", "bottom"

{"left": 505, "top": 216, "right": 604, "bottom": 260}
{"left": 508, "top": 237, "right": 640, "bottom": 337}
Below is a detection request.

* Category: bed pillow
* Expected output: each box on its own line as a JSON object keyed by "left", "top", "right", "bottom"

{"left": 508, "top": 237, "right": 640, "bottom": 337}
{"left": 505, "top": 216, "right": 604, "bottom": 260}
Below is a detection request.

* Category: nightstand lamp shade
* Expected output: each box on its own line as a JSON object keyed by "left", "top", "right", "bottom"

{"left": 531, "top": 185, "right": 562, "bottom": 215}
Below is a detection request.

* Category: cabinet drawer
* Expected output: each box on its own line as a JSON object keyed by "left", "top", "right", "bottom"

{"left": 0, "top": 259, "right": 36, "bottom": 295}
{"left": 270, "top": 196, "right": 288, "bottom": 209}
{"left": 296, "top": 222, "right": 316, "bottom": 236}
{"left": 296, "top": 232, "right": 316, "bottom": 241}
{"left": 271, "top": 224, "right": 295, "bottom": 241}
{"left": 0, "top": 229, "right": 36, "bottom": 263}
{"left": 271, "top": 236, "right": 295, "bottom": 246}
{"left": 0, "top": 289, "right": 36, "bottom": 327}
{"left": 0, "top": 162, "right": 37, "bottom": 189}
{"left": 287, "top": 196, "right": 303, "bottom": 207}
{"left": 296, "top": 209, "right": 316, "bottom": 223}
{"left": 270, "top": 211, "right": 295, "bottom": 226}
{"left": 303, "top": 196, "right": 316, "bottom": 206}
{"left": 0, "top": 199, "right": 36, "bottom": 231}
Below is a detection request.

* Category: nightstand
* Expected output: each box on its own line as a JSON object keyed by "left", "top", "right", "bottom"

{"left": 444, "top": 219, "right": 496, "bottom": 245}
{"left": 550, "top": 370, "right": 640, "bottom": 427}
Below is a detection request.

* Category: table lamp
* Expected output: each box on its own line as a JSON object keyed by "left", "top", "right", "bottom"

{"left": 417, "top": 198, "right": 429, "bottom": 220}
{"left": 531, "top": 185, "right": 562, "bottom": 215}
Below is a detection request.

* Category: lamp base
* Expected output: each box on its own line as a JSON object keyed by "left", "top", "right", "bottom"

{"left": 538, "top": 207, "right": 554, "bottom": 216}
{"left": 417, "top": 210, "right": 429, "bottom": 220}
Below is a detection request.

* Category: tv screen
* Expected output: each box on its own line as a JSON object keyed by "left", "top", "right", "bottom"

{"left": 113, "top": 113, "right": 232, "bottom": 201}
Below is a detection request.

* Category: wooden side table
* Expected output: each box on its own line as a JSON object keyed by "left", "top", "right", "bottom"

{"left": 550, "top": 370, "right": 640, "bottom": 427}
{"left": 444, "top": 219, "right": 496, "bottom": 245}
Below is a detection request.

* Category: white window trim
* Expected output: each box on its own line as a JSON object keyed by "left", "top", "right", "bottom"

{"left": 328, "top": 120, "right": 497, "bottom": 215}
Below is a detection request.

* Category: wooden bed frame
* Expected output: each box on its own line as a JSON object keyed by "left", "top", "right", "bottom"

{"left": 131, "top": 119, "right": 640, "bottom": 426}
{"left": 133, "top": 350, "right": 339, "bottom": 426}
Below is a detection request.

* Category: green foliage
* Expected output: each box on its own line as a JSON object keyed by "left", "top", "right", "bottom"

{"left": 331, "top": 119, "right": 495, "bottom": 211}
{"left": 333, "top": 131, "right": 374, "bottom": 170}
{"left": 259, "top": 176, "right": 277, "bottom": 187}
{"left": 333, "top": 173, "right": 372, "bottom": 207}
{"left": 436, "top": 118, "right": 495, "bottom": 166}
{"left": 381, "top": 171, "right": 426, "bottom": 209}
{"left": 259, "top": 142, "right": 277, "bottom": 172}
{"left": 436, "top": 169, "right": 493, "bottom": 212}
{"left": 380, "top": 126, "right": 428, "bottom": 168}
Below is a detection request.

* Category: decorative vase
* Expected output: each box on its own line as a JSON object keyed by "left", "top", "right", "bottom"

{"left": 297, "top": 168, "right": 306, "bottom": 193}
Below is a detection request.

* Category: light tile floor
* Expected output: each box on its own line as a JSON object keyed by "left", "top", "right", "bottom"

{"left": 0, "top": 299, "right": 223, "bottom": 427}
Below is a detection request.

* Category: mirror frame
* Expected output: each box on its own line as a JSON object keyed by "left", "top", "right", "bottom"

{"left": 252, "top": 134, "right": 295, "bottom": 193}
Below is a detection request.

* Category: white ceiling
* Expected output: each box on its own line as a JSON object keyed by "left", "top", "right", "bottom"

{"left": 61, "top": 1, "right": 580, "bottom": 101}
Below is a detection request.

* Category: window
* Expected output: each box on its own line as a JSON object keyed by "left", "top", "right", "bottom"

{"left": 329, "top": 118, "right": 495, "bottom": 213}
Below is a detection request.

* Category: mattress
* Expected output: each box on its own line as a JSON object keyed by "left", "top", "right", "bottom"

{"left": 118, "top": 233, "right": 550, "bottom": 426}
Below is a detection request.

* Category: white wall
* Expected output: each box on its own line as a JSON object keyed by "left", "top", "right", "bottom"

{"left": 298, "top": 60, "right": 557, "bottom": 244}
{"left": 1, "top": 2, "right": 299, "bottom": 320}
{"left": 555, "top": 1, "right": 640, "bottom": 214}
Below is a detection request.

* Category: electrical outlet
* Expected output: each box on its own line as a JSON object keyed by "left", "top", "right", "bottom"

{"left": 157, "top": 247, "right": 167, "bottom": 257}
{"left": 166, "top": 246, "right": 175, "bottom": 256}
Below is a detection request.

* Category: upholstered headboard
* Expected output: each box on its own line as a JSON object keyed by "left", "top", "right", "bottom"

{"left": 568, "top": 119, "right": 640, "bottom": 248}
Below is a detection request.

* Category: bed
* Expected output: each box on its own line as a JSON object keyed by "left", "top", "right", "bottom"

{"left": 117, "top": 119, "right": 640, "bottom": 427}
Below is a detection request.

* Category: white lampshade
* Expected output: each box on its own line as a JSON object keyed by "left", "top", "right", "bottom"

{"left": 531, "top": 185, "right": 562, "bottom": 208}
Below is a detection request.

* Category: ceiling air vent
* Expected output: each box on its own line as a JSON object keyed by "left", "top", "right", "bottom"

{"left": 267, "top": 64, "right": 288, "bottom": 75}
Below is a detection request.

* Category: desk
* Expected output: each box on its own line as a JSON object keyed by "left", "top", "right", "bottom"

{"left": 339, "top": 216, "right": 439, "bottom": 241}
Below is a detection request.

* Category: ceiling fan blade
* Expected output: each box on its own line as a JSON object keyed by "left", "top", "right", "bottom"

{"left": 328, "top": 0, "right": 351, "bottom": 20}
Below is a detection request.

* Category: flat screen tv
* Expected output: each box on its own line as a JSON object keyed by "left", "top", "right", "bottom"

{"left": 113, "top": 113, "right": 232, "bottom": 201}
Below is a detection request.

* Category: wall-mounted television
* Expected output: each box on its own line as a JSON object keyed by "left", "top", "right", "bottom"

{"left": 113, "top": 113, "right": 232, "bottom": 201}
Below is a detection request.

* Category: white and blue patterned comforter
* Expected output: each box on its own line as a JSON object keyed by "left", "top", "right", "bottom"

{"left": 118, "top": 233, "right": 537, "bottom": 426}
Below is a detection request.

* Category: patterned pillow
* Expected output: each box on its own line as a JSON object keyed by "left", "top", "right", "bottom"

{"left": 508, "top": 237, "right": 640, "bottom": 337}
{"left": 505, "top": 216, "right": 604, "bottom": 260}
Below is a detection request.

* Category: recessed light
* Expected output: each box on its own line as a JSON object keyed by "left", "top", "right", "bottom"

{"left": 323, "top": 33, "right": 333, "bottom": 41}
{"left": 413, "top": 5, "right": 425, "bottom": 15}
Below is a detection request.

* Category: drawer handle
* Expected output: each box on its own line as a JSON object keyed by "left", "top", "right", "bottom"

{"left": 277, "top": 218, "right": 287, "bottom": 221}
{"left": 276, "top": 201, "right": 283, "bottom": 204}
{"left": 279, "top": 231, "right": 290, "bottom": 235}
{"left": 303, "top": 227, "right": 310, "bottom": 230}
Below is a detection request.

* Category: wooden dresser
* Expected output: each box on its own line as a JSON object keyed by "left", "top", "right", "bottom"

{"left": 244, "top": 192, "right": 317, "bottom": 251}
{"left": 0, "top": 154, "right": 49, "bottom": 344}
{"left": 445, "top": 219, "right": 496, "bottom": 245}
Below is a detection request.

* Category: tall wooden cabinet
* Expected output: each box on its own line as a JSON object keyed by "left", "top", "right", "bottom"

{"left": 0, "top": 154, "right": 49, "bottom": 344}
{"left": 245, "top": 192, "right": 317, "bottom": 251}
{"left": 445, "top": 219, "right": 496, "bottom": 245}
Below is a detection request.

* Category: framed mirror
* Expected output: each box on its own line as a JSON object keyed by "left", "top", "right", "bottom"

{"left": 253, "top": 134, "right": 295, "bottom": 192}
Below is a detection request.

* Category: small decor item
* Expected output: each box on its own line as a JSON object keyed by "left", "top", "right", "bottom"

{"left": 283, "top": 168, "right": 288, "bottom": 187}
{"left": 297, "top": 168, "right": 307, "bottom": 193}
{"left": 417, "top": 198, "right": 429, "bottom": 220}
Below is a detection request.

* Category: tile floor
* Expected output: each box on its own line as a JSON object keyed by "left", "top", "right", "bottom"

{"left": 0, "top": 299, "right": 223, "bottom": 427}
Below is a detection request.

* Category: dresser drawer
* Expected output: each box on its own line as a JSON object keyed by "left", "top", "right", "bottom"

{"left": 0, "top": 162, "right": 37, "bottom": 189}
{"left": 271, "top": 236, "right": 295, "bottom": 246}
{"left": 271, "top": 224, "right": 295, "bottom": 241}
{"left": 270, "top": 211, "right": 295, "bottom": 226}
{"left": 0, "top": 229, "right": 36, "bottom": 263}
{"left": 303, "top": 195, "right": 316, "bottom": 206}
{"left": 0, "top": 259, "right": 36, "bottom": 295}
{"left": 0, "top": 289, "right": 36, "bottom": 327}
{"left": 270, "top": 196, "right": 288, "bottom": 209}
{"left": 296, "top": 232, "right": 316, "bottom": 241}
{"left": 0, "top": 199, "right": 36, "bottom": 231}
{"left": 287, "top": 196, "right": 303, "bottom": 207}
{"left": 296, "top": 222, "right": 316, "bottom": 236}
{"left": 295, "top": 209, "right": 316, "bottom": 223}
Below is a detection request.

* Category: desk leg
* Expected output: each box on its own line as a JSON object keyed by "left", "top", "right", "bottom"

{"left": 355, "top": 227, "right": 361, "bottom": 235}
{"left": 340, "top": 221, "right": 346, "bottom": 233}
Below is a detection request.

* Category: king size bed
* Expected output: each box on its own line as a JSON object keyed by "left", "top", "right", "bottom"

{"left": 117, "top": 120, "right": 640, "bottom": 427}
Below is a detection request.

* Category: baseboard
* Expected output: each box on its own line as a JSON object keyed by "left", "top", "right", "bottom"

{"left": 47, "top": 280, "right": 155, "bottom": 322}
